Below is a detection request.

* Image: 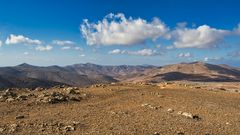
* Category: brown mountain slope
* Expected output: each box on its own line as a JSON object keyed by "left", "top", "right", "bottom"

{"left": 0, "top": 62, "right": 239, "bottom": 88}
{"left": 65, "top": 63, "right": 155, "bottom": 80}
{"left": 0, "top": 63, "right": 117, "bottom": 88}
{"left": 128, "top": 62, "right": 240, "bottom": 82}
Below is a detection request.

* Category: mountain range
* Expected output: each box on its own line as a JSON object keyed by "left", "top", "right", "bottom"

{"left": 0, "top": 62, "right": 240, "bottom": 88}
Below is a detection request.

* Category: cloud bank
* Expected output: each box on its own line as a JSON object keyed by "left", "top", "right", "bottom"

{"left": 81, "top": 13, "right": 240, "bottom": 50}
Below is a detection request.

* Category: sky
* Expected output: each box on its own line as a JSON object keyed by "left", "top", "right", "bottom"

{"left": 0, "top": 0, "right": 240, "bottom": 66}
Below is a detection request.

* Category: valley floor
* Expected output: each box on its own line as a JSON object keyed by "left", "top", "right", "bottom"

{"left": 0, "top": 82, "right": 240, "bottom": 135}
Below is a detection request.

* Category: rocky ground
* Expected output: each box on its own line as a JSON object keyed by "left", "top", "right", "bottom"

{"left": 0, "top": 82, "right": 240, "bottom": 135}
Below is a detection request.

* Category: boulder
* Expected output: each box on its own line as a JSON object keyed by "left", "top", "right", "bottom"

{"left": 6, "top": 98, "right": 15, "bottom": 102}
{"left": 17, "top": 95, "right": 28, "bottom": 101}
{"left": 69, "top": 95, "right": 82, "bottom": 101}
{"left": 48, "top": 92, "right": 67, "bottom": 104}
{"left": 2, "top": 91, "right": 17, "bottom": 98}
{"left": 65, "top": 87, "right": 79, "bottom": 95}
{"left": 178, "top": 111, "right": 201, "bottom": 120}
{"left": 167, "top": 108, "right": 174, "bottom": 113}
{"left": 0, "top": 127, "right": 5, "bottom": 133}
{"left": 64, "top": 125, "right": 75, "bottom": 131}
{"left": 154, "top": 132, "right": 160, "bottom": 135}
{"left": 9, "top": 124, "right": 19, "bottom": 133}
{"left": 15, "top": 115, "right": 25, "bottom": 119}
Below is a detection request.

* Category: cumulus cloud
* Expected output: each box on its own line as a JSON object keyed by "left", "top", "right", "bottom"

{"left": 23, "top": 52, "right": 29, "bottom": 55}
{"left": 128, "top": 49, "right": 160, "bottom": 56}
{"left": 74, "top": 47, "right": 82, "bottom": 51}
{"left": 6, "top": 34, "right": 42, "bottom": 45}
{"left": 108, "top": 49, "right": 124, "bottom": 54}
{"left": 172, "top": 25, "right": 230, "bottom": 48}
{"left": 81, "top": 13, "right": 240, "bottom": 50}
{"left": 109, "top": 48, "right": 161, "bottom": 56}
{"left": 0, "top": 41, "right": 2, "bottom": 47}
{"left": 81, "top": 13, "right": 169, "bottom": 46}
{"left": 52, "top": 40, "right": 75, "bottom": 46}
{"left": 79, "top": 54, "right": 85, "bottom": 57}
{"left": 178, "top": 52, "right": 193, "bottom": 58}
{"left": 61, "top": 46, "right": 71, "bottom": 50}
{"left": 35, "top": 45, "right": 53, "bottom": 51}
{"left": 204, "top": 56, "right": 223, "bottom": 62}
{"left": 166, "top": 46, "right": 174, "bottom": 50}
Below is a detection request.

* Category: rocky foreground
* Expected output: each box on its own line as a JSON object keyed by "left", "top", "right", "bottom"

{"left": 0, "top": 82, "right": 240, "bottom": 135}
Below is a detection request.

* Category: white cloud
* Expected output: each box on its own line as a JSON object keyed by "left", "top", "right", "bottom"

{"left": 74, "top": 47, "right": 82, "bottom": 51}
{"left": 81, "top": 13, "right": 169, "bottom": 46}
{"left": 61, "top": 46, "right": 71, "bottom": 50}
{"left": 0, "top": 41, "right": 2, "bottom": 47}
{"left": 166, "top": 46, "right": 174, "bottom": 50}
{"left": 6, "top": 34, "right": 42, "bottom": 45}
{"left": 128, "top": 49, "right": 160, "bottom": 56}
{"left": 204, "top": 56, "right": 223, "bottom": 62}
{"left": 81, "top": 13, "right": 240, "bottom": 50}
{"left": 23, "top": 52, "right": 29, "bottom": 55}
{"left": 109, "top": 48, "right": 161, "bottom": 56}
{"left": 172, "top": 25, "right": 230, "bottom": 48}
{"left": 79, "top": 54, "right": 85, "bottom": 57}
{"left": 178, "top": 52, "right": 193, "bottom": 58}
{"left": 52, "top": 40, "right": 75, "bottom": 46}
{"left": 35, "top": 45, "right": 53, "bottom": 51}
{"left": 108, "top": 49, "right": 124, "bottom": 54}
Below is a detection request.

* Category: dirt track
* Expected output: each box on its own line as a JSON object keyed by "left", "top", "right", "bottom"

{"left": 0, "top": 82, "right": 240, "bottom": 135}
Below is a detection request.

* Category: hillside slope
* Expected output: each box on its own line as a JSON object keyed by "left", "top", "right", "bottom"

{"left": 0, "top": 62, "right": 239, "bottom": 88}
{"left": 134, "top": 62, "right": 240, "bottom": 82}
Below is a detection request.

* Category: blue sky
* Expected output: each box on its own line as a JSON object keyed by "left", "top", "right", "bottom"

{"left": 0, "top": 0, "right": 240, "bottom": 66}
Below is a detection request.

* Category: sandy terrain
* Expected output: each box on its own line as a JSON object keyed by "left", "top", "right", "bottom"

{"left": 0, "top": 82, "right": 240, "bottom": 135}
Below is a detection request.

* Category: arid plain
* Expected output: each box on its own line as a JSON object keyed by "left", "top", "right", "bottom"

{"left": 1, "top": 82, "right": 240, "bottom": 135}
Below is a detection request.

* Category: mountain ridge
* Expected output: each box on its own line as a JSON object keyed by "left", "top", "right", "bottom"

{"left": 0, "top": 62, "right": 239, "bottom": 88}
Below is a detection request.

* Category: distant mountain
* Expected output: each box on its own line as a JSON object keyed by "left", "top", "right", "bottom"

{"left": 65, "top": 63, "right": 156, "bottom": 80}
{"left": 131, "top": 62, "right": 240, "bottom": 82}
{"left": 0, "top": 65, "right": 63, "bottom": 88}
{"left": 0, "top": 63, "right": 118, "bottom": 88}
{"left": 0, "top": 62, "right": 239, "bottom": 88}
